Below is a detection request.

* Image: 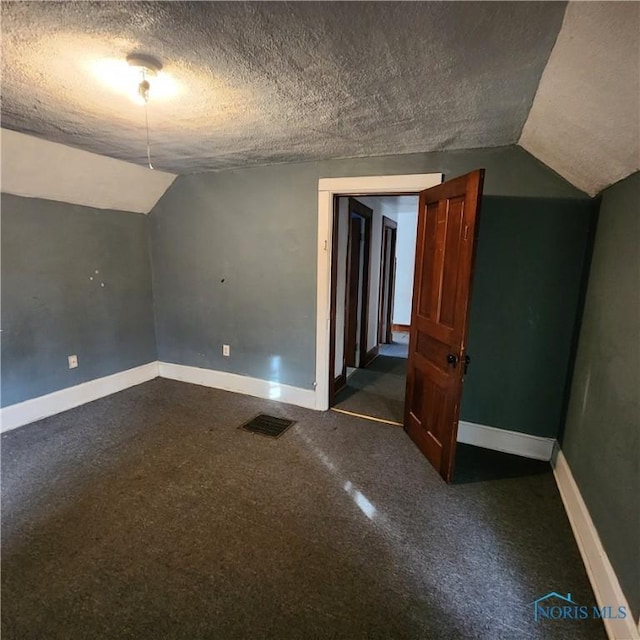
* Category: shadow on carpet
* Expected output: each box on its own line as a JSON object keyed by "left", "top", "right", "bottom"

{"left": 453, "top": 443, "right": 551, "bottom": 484}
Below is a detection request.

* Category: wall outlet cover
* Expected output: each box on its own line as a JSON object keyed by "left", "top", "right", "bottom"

{"left": 222, "top": 344, "right": 230, "bottom": 357}
{"left": 68, "top": 355, "right": 78, "bottom": 369}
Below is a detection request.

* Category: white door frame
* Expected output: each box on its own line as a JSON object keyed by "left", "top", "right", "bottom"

{"left": 314, "top": 173, "right": 442, "bottom": 410}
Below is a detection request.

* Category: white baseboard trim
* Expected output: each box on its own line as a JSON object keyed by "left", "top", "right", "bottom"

{"left": 1, "top": 361, "right": 318, "bottom": 432}
{"left": 158, "top": 362, "right": 318, "bottom": 410}
{"left": 457, "top": 420, "right": 555, "bottom": 461}
{"left": 0, "top": 362, "right": 160, "bottom": 433}
{"left": 552, "top": 448, "right": 638, "bottom": 640}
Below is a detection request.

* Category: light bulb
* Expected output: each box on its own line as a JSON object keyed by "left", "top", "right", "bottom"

{"left": 138, "top": 78, "right": 150, "bottom": 103}
{"left": 92, "top": 57, "right": 177, "bottom": 104}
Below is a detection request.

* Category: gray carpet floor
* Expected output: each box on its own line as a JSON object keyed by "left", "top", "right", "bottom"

{"left": 334, "top": 350, "right": 551, "bottom": 484}
{"left": 379, "top": 332, "right": 410, "bottom": 359}
{"left": 334, "top": 355, "right": 407, "bottom": 423}
{"left": 1, "top": 378, "right": 605, "bottom": 639}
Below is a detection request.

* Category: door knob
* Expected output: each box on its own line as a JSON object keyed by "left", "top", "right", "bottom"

{"left": 447, "top": 353, "right": 459, "bottom": 368}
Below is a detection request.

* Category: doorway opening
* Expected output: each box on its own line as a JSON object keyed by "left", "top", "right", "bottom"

{"left": 329, "top": 194, "right": 419, "bottom": 428}
{"left": 317, "top": 171, "right": 485, "bottom": 482}
{"left": 316, "top": 173, "right": 442, "bottom": 416}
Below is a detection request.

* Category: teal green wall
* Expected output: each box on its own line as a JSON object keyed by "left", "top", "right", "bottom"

{"left": 1, "top": 195, "right": 157, "bottom": 407}
{"left": 461, "top": 196, "right": 597, "bottom": 436}
{"left": 561, "top": 172, "right": 640, "bottom": 620}
{"left": 150, "top": 145, "right": 593, "bottom": 439}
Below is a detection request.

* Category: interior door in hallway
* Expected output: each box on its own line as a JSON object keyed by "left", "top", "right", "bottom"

{"left": 344, "top": 198, "right": 372, "bottom": 368}
{"left": 378, "top": 216, "right": 397, "bottom": 345}
{"left": 345, "top": 214, "right": 363, "bottom": 367}
{"left": 404, "top": 170, "right": 484, "bottom": 482}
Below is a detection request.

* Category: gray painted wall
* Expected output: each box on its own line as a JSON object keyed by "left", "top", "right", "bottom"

{"left": 150, "top": 145, "right": 592, "bottom": 438}
{"left": 561, "top": 172, "right": 640, "bottom": 620}
{"left": 1, "top": 194, "right": 157, "bottom": 406}
{"left": 461, "top": 196, "right": 596, "bottom": 437}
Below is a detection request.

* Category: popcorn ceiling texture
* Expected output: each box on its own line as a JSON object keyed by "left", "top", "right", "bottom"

{"left": 520, "top": 2, "right": 640, "bottom": 196}
{"left": 1, "top": 1, "right": 566, "bottom": 175}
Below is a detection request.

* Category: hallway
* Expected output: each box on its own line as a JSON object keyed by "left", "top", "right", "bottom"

{"left": 334, "top": 356, "right": 406, "bottom": 424}
{"left": 334, "top": 333, "right": 409, "bottom": 424}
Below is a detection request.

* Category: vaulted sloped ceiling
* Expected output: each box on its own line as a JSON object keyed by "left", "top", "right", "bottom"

{"left": 520, "top": 2, "right": 640, "bottom": 196}
{"left": 1, "top": 129, "right": 176, "bottom": 214}
{"left": 1, "top": 1, "right": 637, "bottom": 196}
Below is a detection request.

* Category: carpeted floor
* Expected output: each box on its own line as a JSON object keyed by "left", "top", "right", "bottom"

{"left": 333, "top": 351, "right": 551, "bottom": 485}
{"left": 334, "top": 355, "right": 407, "bottom": 423}
{"left": 453, "top": 443, "right": 551, "bottom": 484}
{"left": 1, "top": 378, "right": 605, "bottom": 639}
{"left": 379, "top": 332, "right": 410, "bottom": 359}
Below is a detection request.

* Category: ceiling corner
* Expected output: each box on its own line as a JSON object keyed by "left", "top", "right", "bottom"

{"left": 519, "top": 2, "right": 640, "bottom": 197}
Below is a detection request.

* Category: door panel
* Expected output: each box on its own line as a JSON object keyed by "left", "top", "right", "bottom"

{"left": 404, "top": 170, "right": 484, "bottom": 482}
{"left": 439, "top": 197, "right": 465, "bottom": 327}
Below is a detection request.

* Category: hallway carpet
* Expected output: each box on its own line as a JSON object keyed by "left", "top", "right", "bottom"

{"left": 334, "top": 355, "right": 407, "bottom": 423}
{"left": 2, "top": 379, "right": 605, "bottom": 640}
{"left": 378, "top": 331, "right": 410, "bottom": 359}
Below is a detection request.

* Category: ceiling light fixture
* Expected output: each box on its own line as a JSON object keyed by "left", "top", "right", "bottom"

{"left": 91, "top": 57, "right": 177, "bottom": 104}
{"left": 126, "top": 54, "right": 162, "bottom": 104}
{"left": 126, "top": 53, "right": 163, "bottom": 170}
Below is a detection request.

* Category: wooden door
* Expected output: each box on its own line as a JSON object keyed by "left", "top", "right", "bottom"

{"left": 343, "top": 199, "right": 373, "bottom": 369}
{"left": 378, "top": 217, "right": 397, "bottom": 344}
{"left": 345, "top": 215, "right": 362, "bottom": 367}
{"left": 404, "top": 170, "right": 484, "bottom": 482}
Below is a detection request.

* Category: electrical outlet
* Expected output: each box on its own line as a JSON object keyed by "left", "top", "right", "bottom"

{"left": 68, "top": 355, "right": 78, "bottom": 369}
{"left": 222, "top": 344, "right": 230, "bottom": 357}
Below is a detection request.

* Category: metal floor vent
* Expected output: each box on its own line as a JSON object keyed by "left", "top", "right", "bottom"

{"left": 240, "top": 414, "right": 296, "bottom": 438}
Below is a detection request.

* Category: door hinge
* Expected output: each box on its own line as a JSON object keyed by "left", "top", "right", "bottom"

{"left": 323, "top": 239, "right": 328, "bottom": 251}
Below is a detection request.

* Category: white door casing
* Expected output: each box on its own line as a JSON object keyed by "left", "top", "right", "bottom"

{"left": 315, "top": 173, "right": 442, "bottom": 410}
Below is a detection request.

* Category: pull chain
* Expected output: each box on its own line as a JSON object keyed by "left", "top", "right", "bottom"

{"left": 144, "top": 98, "right": 153, "bottom": 170}
{"left": 138, "top": 69, "right": 154, "bottom": 170}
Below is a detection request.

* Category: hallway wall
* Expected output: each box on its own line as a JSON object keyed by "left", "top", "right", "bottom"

{"left": 356, "top": 197, "right": 397, "bottom": 354}
{"left": 392, "top": 208, "right": 418, "bottom": 326}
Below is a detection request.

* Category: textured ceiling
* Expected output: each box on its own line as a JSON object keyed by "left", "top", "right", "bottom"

{"left": 1, "top": 1, "right": 567, "bottom": 174}
{"left": 520, "top": 2, "right": 640, "bottom": 196}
